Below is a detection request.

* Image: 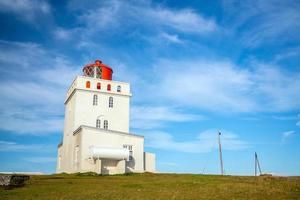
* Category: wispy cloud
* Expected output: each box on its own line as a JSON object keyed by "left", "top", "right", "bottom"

{"left": 143, "top": 5, "right": 217, "bottom": 34}
{"left": 0, "top": 141, "right": 54, "bottom": 152}
{"left": 0, "top": 40, "right": 79, "bottom": 134}
{"left": 159, "top": 33, "right": 183, "bottom": 44}
{"left": 223, "top": 0, "right": 300, "bottom": 48}
{"left": 281, "top": 131, "right": 295, "bottom": 144}
{"left": 56, "top": 0, "right": 217, "bottom": 45}
{"left": 146, "top": 59, "right": 300, "bottom": 113}
{"left": 144, "top": 129, "right": 250, "bottom": 153}
{"left": 131, "top": 106, "right": 205, "bottom": 129}
{"left": 0, "top": 0, "right": 51, "bottom": 22}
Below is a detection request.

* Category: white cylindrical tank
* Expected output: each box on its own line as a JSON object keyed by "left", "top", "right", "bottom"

{"left": 90, "top": 146, "right": 129, "bottom": 160}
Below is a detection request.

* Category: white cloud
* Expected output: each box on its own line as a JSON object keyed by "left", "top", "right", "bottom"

{"left": 144, "top": 129, "right": 250, "bottom": 153}
{"left": 274, "top": 48, "right": 300, "bottom": 63}
{"left": 59, "top": 0, "right": 217, "bottom": 44}
{"left": 78, "top": 0, "right": 122, "bottom": 31}
{"left": 131, "top": 106, "right": 204, "bottom": 129}
{"left": 143, "top": 6, "right": 217, "bottom": 34}
{"left": 0, "top": 109, "right": 63, "bottom": 134}
{"left": 0, "top": 141, "right": 54, "bottom": 152}
{"left": 281, "top": 131, "right": 295, "bottom": 144}
{"left": 159, "top": 33, "right": 183, "bottom": 44}
{"left": 147, "top": 59, "right": 300, "bottom": 113}
{"left": 0, "top": 0, "right": 51, "bottom": 22}
{"left": 0, "top": 40, "right": 79, "bottom": 134}
{"left": 223, "top": 0, "right": 300, "bottom": 47}
{"left": 53, "top": 28, "right": 74, "bottom": 41}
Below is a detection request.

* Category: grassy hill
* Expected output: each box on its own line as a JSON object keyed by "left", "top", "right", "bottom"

{"left": 1, "top": 173, "right": 300, "bottom": 200}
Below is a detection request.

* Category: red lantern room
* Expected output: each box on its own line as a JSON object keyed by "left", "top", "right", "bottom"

{"left": 83, "top": 59, "right": 113, "bottom": 80}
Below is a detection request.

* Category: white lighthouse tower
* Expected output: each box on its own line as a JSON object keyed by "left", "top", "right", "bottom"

{"left": 56, "top": 60, "right": 155, "bottom": 174}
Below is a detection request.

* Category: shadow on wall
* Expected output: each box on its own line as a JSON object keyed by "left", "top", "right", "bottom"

{"left": 126, "top": 158, "right": 135, "bottom": 173}
{"left": 100, "top": 159, "right": 135, "bottom": 174}
{"left": 101, "top": 159, "right": 118, "bottom": 175}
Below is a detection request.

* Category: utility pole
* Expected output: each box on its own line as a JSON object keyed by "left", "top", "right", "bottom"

{"left": 218, "top": 131, "right": 224, "bottom": 175}
{"left": 255, "top": 152, "right": 257, "bottom": 176}
{"left": 255, "top": 152, "right": 262, "bottom": 176}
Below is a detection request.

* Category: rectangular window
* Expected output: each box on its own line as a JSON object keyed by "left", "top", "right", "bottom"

{"left": 96, "top": 119, "right": 101, "bottom": 128}
{"left": 104, "top": 120, "right": 108, "bottom": 130}
{"left": 107, "top": 84, "right": 111, "bottom": 91}
{"left": 86, "top": 81, "right": 91, "bottom": 88}
{"left": 123, "top": 145, "right": 133, "bottom": 161}
{"left": 109, "top": 97, "right": 113, "bottom": 108}
{"left": 117, "top": 85, "right": 121, "bottom": 92}
{"left": 93, "top": 94, "right": 98, "bottom": 105}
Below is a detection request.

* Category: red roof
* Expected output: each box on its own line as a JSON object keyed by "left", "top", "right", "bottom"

{"left": 83, "top": 60, "right": 113, "bottom": 72}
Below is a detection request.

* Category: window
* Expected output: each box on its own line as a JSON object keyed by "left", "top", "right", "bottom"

{"left": 96, "top": 119, "right": 101, "bottom": 128}
{"left": 109, "top": 97, "right": 113, "bottom": 108}
{"left": 123, "top": 145, "right": 133, "bottom": 161}
{"left": 86, "top": 81, "right": 91, "bottom": 88}
{"left": 107, "top": 84, "right": 111, "bottom": 91}
{"left": 95, "top": 67, "right": 102, "bottom": 78}
{"left": 93, "top": 94, "right": 98, "bottom": 105}
{"left": 117, "top": 85, "right": 121, "bottom": 92}
{"left": 97, "top": 82, "right": 101, "bottom": 90}
{"left": 104, "top": 120, "right": 108, "bottom": 130}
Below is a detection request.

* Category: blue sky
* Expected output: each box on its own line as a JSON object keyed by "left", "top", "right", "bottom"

{"left": 0, "top": 0, "right": 300, "bottom": 175}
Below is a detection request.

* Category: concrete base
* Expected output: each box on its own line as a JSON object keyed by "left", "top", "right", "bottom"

{"left": 93, "top": 159, "right": 127, "bottom": 175}
{"left": 95, "top": 159, "right": 102, "bottom": 174}
{"left": 116, "top": 160, "right": 126, "bottom": 174}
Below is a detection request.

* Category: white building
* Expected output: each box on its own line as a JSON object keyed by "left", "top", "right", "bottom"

{"left": 56, "top": 60, "right": 155, "bottom": 174}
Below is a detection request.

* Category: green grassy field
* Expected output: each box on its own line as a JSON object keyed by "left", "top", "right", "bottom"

{"left": 1, "top": 173, "right": 300, "bottom": 200}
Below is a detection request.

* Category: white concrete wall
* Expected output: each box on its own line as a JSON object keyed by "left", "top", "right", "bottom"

{"left": 57, "top": 91, "right": 77, "bottom": 173}
{"left": 73, "top": 90, "right": 130, "bottom": 133}
{"left": 65, "top": 76, "right": 131, "bottom": 103}
{"left": 144, "top": 152, "right": 156, "bottom": 173}
{"left": 56, "top": 145, "right": 63, "bottom": 173}
{"left": 65, "top": 76, "right": 131, "bottom": 133}
{"left": 78, "top": 126, "right": 144, "bottom": 174}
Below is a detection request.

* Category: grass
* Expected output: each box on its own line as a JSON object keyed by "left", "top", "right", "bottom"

{"left": 1, "top": 173, "right": 300, "bottom": 200}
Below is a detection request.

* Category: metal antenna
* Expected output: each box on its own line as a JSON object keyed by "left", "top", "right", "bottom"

{"left": 255, "top": 152, "right": 262, "bottom": 176}
{"left": 218, "top": 131, "right": 224, "bottom": 175}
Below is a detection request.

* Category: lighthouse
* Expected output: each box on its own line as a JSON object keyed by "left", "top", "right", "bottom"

{"left": 56, "top": 60, "right": 155, "bottom": 174}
